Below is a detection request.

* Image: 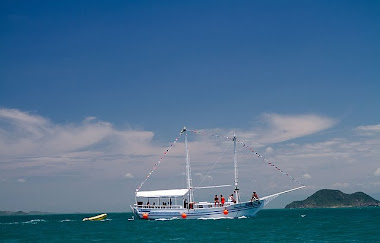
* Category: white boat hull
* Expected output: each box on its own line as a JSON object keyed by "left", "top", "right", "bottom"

{"left": 131, "top": 200, "right": 264, "bottom": 220}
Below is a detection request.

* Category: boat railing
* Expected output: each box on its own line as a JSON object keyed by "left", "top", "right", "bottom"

{"left": 134, "top": 201, "right": 235, "bottom": 209}
{"left": 134, "top": 204, "right": 183, "bottom": 209}
{"left": 192, "top": 201, "right": 235, "bottom": 209}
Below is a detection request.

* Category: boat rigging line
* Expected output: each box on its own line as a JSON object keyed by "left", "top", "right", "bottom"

{"left": 187, "top": 129, "right": 305, "bottom": 187}
{"left": 136, "top": 127, "right": 304, "bottom": 193}
{"left": 135, "top": 129, "right": 185, "bottom": 192}
{"left": 195, "top": 141, "right": 232, "bottom": 190}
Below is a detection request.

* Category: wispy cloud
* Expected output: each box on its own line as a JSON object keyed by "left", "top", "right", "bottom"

{"left": 303, "top": 173, "right": 312, "bottom": 179}
{"left": 124, "top": 173, "right": 134, "bottom": 179}
{"left": 332, "top": 182, "right": 350, "bottom": 188}
{"left": 230, "top": 113, "right": 337, "bottom": 148}
{"left": 261, "top": 129, "right": 380, "bottom": 193}
{"left": 0, "top": 108, "right": 159, "bottom": 180}
{"left": 375, "top": 168, "right": 380, "bottom": 176}
{"left": 355, "top": 124, "right": 380, "bottom": 136}
{"left": 255, "top": 113, "right": 337, "bottom": 145}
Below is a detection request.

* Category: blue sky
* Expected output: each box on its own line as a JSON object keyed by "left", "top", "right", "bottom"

{"left": 1, "top": 1, "right": 379, "bottom": 212}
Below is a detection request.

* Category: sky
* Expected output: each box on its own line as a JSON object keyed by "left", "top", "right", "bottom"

{"left": 1, "top": 0, "right": 379, "bottom": 212}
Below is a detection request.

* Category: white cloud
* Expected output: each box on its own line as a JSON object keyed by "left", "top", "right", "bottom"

{"left": 355, "top": 124, "right": 380, "bottom": 135}
{"left": 124, "top": 173, "right": 134, "bottom": 179}
{"left": 84, "top": 116, "right": 97, "bottom": 122}
{"left": 303, "top": 173, "right": 312, "bottom": 179}
{"left": 234, "top": 113, "right": 336, "bottom": 147}
{"left": 356, "top": 124, "right": 380, "bottom": 132}
{"left": 0, "top": 108, "right": 160, "bottom": 180}
{"left": 332, "top": 182, "right": 350, "bottom": 188}
{"left": 194, "top": 172, "right": 213, "bottom": 180}
{"left": 272, "top": 136, "right": 380, "bottom": 166}
{"left": 0, "top": 108, "right": 159, "bottom": 158}
{"left": 265, "top": 147, "right": 274, "bottom": 153}
{"left": 17, "top": 178, "right": 26, "bottom": 183}
{"left": 0, "top": 108, "right": 47, "bottom": 125}
{"left": 375, "top": 168, "right": 380, "bottom": 176}
{"left": 257, "top": 113, "right": 336, "bottom": 144}
{"left": 0, "top": 108, "right": 48, "bottom": 139}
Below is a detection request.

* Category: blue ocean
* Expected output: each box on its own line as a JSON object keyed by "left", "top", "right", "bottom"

{"left": 1, "top": 208, "right": 379, "bottom": 242}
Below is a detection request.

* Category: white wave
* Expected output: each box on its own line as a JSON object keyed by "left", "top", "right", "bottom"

{"left": 169, "top": 237, "right": 186, "bottom": 241}
{"left": 197, "top": 216, "right": 233, "bottom": 220}
{"left": 155, "top": 217, "right": 179, "bottom": 221}
{"left": 0, "top": 222, "right": 19, "bottom": 225}
{"left": 60, "top": 219, "right": 74, "bottom": 222}
{"left": 238, "top": 216, "right": 247, "bottom": 219}
{"left": 23, "top": 219, "right": 47, "bottom": 224}
{"left": 0, "top": 219, "right": 47, "bottom": 225}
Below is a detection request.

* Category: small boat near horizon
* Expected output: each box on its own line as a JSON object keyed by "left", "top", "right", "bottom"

{"left": 131, "top": 127, "right": 305, "bottom": 220}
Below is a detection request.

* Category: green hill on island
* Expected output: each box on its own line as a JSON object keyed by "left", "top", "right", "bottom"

{"left": 285, "top": 189, "right": 380, "bottom": 209}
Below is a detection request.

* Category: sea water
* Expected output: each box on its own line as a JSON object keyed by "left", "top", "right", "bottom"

{"left": 1, "top": 208, "right": 379, "bottom": 242}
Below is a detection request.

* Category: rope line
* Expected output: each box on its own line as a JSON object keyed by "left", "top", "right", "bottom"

{"left": 195, "top": 142, "right": 232, "bottom": 189}
{"left": 136, "top": 129, "right": 185, "bottom": 192}
{"left": 187, "top": 129, "right": 304, "bottom": 187}
{"left": 235, "top": 138, "right": 304, "bottom": 186}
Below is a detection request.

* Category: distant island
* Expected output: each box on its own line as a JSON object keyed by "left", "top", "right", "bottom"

{"left": 285, "top": 189, "right": 380, "bottom": 209}
{"left": 0, "top": 211, "right": 52, "bottom": 216}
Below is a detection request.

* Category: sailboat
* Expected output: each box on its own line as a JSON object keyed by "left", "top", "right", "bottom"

{"left": 130, "top": 127, "right": 304, "bottom": 220}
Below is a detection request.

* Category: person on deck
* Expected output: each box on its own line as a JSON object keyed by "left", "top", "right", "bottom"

{"left": 251, "top": 191, "right": 260, "bottom": 202}
{"left": 221, "top": 195, "right": 225, "bottom": 206}
{"left": 214, "top": 195, "right": 219, "bottom": 206}
{"left": 229, "top": 194, "right": 236, "bottom": 203}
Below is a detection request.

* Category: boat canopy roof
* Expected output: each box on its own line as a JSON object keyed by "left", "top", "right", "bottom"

{"left": 136, "top": 189, "right": 189, "bottom": 198}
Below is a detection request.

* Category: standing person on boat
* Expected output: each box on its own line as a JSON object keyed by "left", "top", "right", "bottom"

{"left": 214, "top": 195, "right": 219, "bottom": 206}
{"left": 221, "top": 195, "right": 225, "bottom": 206}
{"left": 251, "top": 192, "right": 260, "bottom": 202}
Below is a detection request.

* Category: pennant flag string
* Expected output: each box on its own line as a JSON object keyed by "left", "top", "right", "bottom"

{"left": 187, "top": 129, "right": 304, "bottom": 187}
{"left": 136, "top": 129, "right": 185, "bottom": 192}
{"left": 235, "top": 138, "right": 304, "bottom": 186}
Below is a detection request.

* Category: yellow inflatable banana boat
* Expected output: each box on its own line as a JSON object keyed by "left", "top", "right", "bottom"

{"left": 83, "top": 213, "right": 107, "bottom": 221}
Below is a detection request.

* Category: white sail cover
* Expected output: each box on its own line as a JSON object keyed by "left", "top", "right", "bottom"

{"left": 136, "top": 189, "right": 189, "bottom": 198}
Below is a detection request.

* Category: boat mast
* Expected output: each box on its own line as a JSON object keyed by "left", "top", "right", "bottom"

{"left": 183, "top": 127, "right": 194, "bottom": 203}
{"left": 233, "top": 133, "right": 240, "bottom": 203}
